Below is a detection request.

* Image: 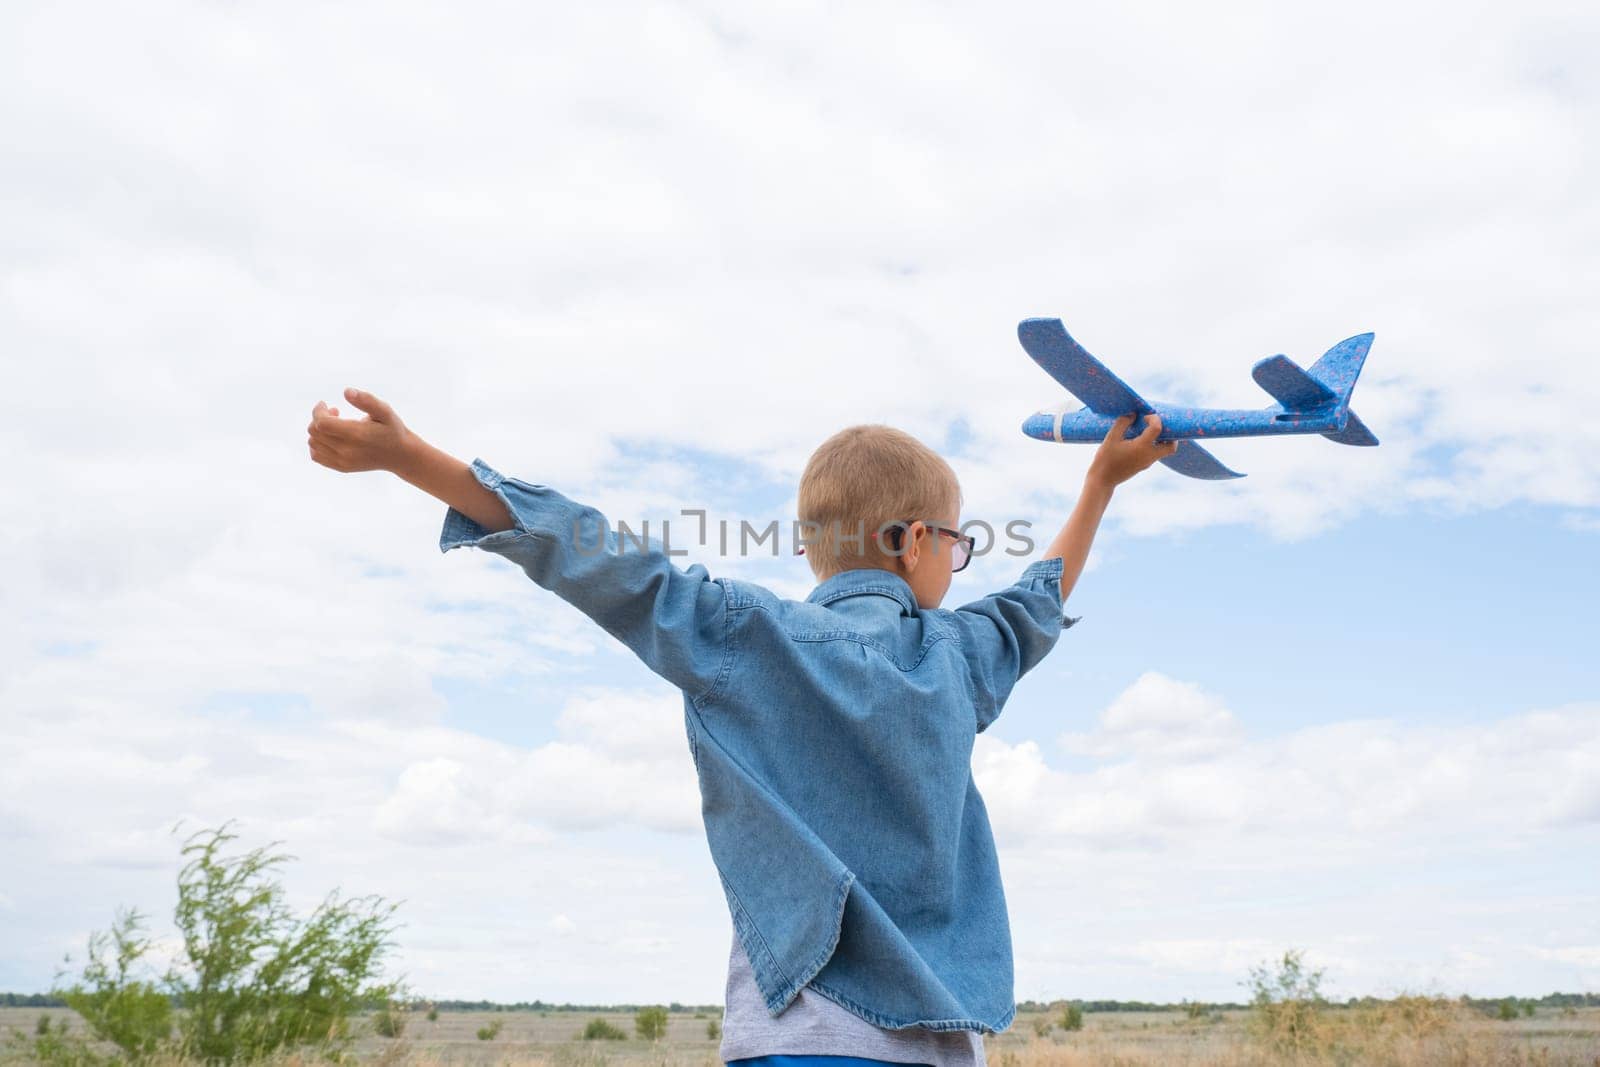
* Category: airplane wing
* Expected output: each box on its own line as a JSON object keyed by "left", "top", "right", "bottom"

{"left": 1159, "top": 439, "right": 1245, "bottom": 479}
{"left": 1017, "top": 318, "right": 1153, "bottom": 417}
{"left": 1019, "top": 317, "right": 1246, "bottom": 479}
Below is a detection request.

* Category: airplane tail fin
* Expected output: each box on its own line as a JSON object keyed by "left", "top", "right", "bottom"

{"left": 1251, "top": 333, "right": 1379, "bottom": 447}
{"left": 1306, "top": 332, "right": 1374, "bottom": 407}
{"left": 1309, "top": 332, "right": 1378, "bottom": 446}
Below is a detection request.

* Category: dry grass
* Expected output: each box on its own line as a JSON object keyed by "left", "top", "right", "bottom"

{"left": 4, "top": 1004, "right": 1598, "bottom": 1067}
{"left": 999, "top": 1002, "right": 1600, "bottom": 1067}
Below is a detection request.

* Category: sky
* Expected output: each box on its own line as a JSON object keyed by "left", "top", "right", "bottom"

{"left": 2, "top": 0, "right": 1597, "bottom": 1009}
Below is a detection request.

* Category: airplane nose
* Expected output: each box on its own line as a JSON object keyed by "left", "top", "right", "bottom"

{"left": 1021, "top": 412, "right": 1055, "bottom": 440}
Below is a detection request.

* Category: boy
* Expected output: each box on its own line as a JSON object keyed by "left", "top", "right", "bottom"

{"left": 307, "top": 388, "right": 1176, "bottom": 1067}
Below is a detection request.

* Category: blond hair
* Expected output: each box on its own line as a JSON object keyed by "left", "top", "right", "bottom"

{"left": 797, "top": 424, "right": 962, "bottom": 581}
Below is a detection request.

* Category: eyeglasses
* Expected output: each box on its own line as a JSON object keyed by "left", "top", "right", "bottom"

{"left": 796, "top": 520, "right": 976, "bottom": 573}
{"left": 873, "top": 520, "right": 975, "bottom": 573}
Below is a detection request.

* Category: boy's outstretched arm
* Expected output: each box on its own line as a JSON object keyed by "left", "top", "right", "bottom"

{"left": 308, "top": 389, "right": 729, "bottom": 705}
{"left": 1040, "top": 412, "right": 1178, "bottom": 604}
{"left": 393, "top": 432, "right": 517, "bottom": 535}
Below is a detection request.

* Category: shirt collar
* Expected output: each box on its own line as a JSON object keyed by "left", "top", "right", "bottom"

{"left": 805, "top": 567, "right": 919, "bottom": 616}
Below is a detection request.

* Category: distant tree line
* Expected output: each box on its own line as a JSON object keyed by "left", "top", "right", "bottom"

{"left": 0, "top": 994, "right": 65, "bottom": 1009}
{"left": 1016, "top": 997, "right": 1249, "bottom": 1013}
{"left": 11, "top": 989, "right": 1600, "bottom": 1014}
{"left": 0, "top": 992, "right": 729, "bottom": 1013}
{"left": 400, "top": 999, "right": 725, "bottom": 1014}
{"left": 12, "top": 989, "right": 1600, "bottom": 1013}
{"left": 9, "top": 987, "right": 1596, "bottom": 1015}
{"left": 1013, "top": 991, "right": 1600, "bottom": 1015}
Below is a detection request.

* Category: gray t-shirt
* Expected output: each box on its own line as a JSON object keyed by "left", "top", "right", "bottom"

{"left": 719, "top": 928, "right": 988, "bottom": 1067}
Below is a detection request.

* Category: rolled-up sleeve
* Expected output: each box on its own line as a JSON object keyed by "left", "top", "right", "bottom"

{"left": 439, "top": 458, "right": 730, "bottom": 706}
{"left": 947, "top": 555, "right": 1080, "bottom": 733}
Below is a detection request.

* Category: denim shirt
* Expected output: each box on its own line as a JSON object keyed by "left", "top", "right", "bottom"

{"left": 439, "top": 459, "right": 1079, "bottom": 1034}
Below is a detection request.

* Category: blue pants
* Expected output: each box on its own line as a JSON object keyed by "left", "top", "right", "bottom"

{"left": 729, "top": 1058, "right": 934, "bottom": 1067}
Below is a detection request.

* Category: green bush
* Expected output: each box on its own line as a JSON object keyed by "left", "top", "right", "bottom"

{"left": 163, "top": 820, "right": 408, "bottom": 1061}
{"left": 372, "top": 1001, "right": 407, "bottom": 1038}
{"left": 581, "top": 1017, "right": 628, "bottom": 1040}
{"left": 1059, "top": 1003, "right": 1084, "bottom": 1031}
{"left": 635, "top": 1004, "right": 669, "bottom": 1042}
{"left": 1496, "top": 999, "right": 1520, "bottom": 1021}
{"left": 10, "top": 819, "right": 407, "bottom": 1066}
{"left": 477, "top": 1018, "right": 504, "bottom": 1041}
{"left": 707, "top": 1018, "right": 721, "bottom": 1039}
{"left": 426, "top": 1005, "right": 439, "bottom": 1022}
{"left": 52, "top": 905, "right": 174, "bottom": 1060}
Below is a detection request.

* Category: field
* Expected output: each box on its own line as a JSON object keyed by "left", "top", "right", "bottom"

{"left": 5, "top": 1004, "right": 1599, "bottom": 1066}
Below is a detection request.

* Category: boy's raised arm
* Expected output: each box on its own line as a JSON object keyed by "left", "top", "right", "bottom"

{"left": 1039, "top": 412, "right": 1178, "bottom": 603}
{"left": 945, "top": 413, "right": 1179, "bottom": 733}
{"left": 308, "top": 389, "right": 729, "bottom": 706}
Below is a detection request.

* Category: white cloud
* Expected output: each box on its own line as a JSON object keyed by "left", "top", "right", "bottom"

{"left": 555, "top": 689, "right": 691, "bottom": 762}
{"left": 0, "top": 680, "right": 724, "bottom": 1002}
{"left": 1059, "top": 671, "right": 1242, "bottom": 761}
{"left": 988, "top": 680, "right": 1600, "bottom": 1002}
{"left": 980, "top": 681, "right": 1600, "bottom": 852}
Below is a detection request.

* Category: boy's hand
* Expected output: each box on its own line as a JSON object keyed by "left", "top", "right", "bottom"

{"left": 1086, "top": 413, "right": 1179, "bottom": 490}
{"left": 307, "top": 388, "right": 414, "bottom": 474}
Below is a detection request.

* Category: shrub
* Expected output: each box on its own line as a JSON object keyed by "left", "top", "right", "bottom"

{"left": 372, "top": 1001, "right": 407, "bottom": 1038}
{"left": 581, "top": 1017, "right": 628, "bottom": 1040}
{"left": 1244, "top": 949, "right": 1328, "bottom": 1057}
{"left": 635, "top": 1004, "right": 669, "bottom": 1042}
{"left": 1497, "top": 998, "right": 1520, "bottom": 1021}
{"left": 162, "top": 820, "right": 408, "bottom": 1061}
{"left": 1059, "top": 1003, "right": 1084, "bottom": 1031}
{"left": 19, "top": 819, "right": 407, "bottom": 1066}
{"left": 477, "top": 1018, "right": 504, "bottom": 1041}
{"left": 426, "top": 1006, "right": 439, "bottom": 1022}
{"left": 706, "top": 1018, "right": 721, "bottom": 1039}
{"left": 1337, "top": 992, "right": 1467, "bottom": 1062}
{"left": 1244, "top": 951, "right": 1471, "bottom": 1063}
{"left": 1030, "top": 1016, "right": 1054, "bottom": 1037}
{"left": 52, "top": 905, "right": 173, "bottom": 1060}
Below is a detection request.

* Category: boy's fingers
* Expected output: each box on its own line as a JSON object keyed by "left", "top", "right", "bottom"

{"left": 1103, "top": 413, "right": 1135, "bottom": 443}
{"left": 345, "top": 387, "right": 395, "bottom": 422}
{"left": 309, "top": 401, "right": 342, "bottom": 430}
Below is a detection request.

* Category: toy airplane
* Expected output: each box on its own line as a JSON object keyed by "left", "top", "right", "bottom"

{"left": 1017, "top": 317, "right": 1379, "bottom": 480}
